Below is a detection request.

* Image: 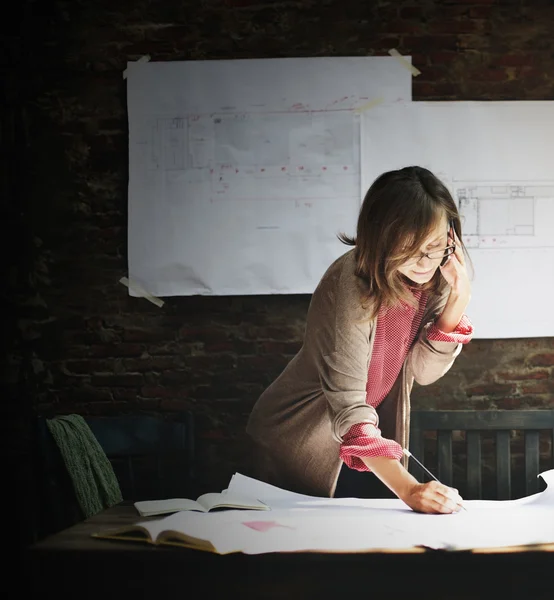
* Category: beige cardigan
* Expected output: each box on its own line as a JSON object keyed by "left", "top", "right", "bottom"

{"left": 246, "top": 249, "right": 463, "bottom": 498}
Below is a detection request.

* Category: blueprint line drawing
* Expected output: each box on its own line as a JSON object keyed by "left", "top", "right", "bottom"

{"left": 455, "top": 182, "right": 554, "bottom": 249}
{"left": 145, "top": 117, "right": 188, "bottom": 171}
{"left": 137, "top": 108, "right": 361, "bottom": 205}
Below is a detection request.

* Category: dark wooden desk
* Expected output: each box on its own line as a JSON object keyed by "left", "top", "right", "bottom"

{"left": 23, "top": 504, "right": 554, "bottom": 600}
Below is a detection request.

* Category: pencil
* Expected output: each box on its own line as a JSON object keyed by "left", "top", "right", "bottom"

{"left": 403, "top": 448, "right": 468, "bottom": 511}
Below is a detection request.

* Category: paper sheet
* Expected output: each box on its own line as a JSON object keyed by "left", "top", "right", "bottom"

{"left": 126, "top": 56, "right": 412, "bottom": 296}
{"left": 209, "top": 469, "right": 554, "bottom": 553}
{"left": 128, "top": 470, "right": 554, "bottom": 554}
{"left": 360, "top": 101, "right": 554, "bottom": 338}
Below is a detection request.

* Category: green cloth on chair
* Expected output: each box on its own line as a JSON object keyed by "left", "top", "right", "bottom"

{"left": 46, "top": 414, "right": 123, "bottom": 518}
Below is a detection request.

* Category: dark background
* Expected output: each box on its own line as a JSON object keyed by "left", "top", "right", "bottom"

{"left": 3, "top": 0, "right": 554, "bottom": 546}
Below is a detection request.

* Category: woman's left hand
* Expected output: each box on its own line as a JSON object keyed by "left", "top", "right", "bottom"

{"left": 439, "top": 229, "right": 471, "bottom": 304}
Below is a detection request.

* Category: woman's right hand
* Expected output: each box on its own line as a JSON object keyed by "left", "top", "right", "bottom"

{"left": 401, "top": 480, "right": 464, "bottom": 514}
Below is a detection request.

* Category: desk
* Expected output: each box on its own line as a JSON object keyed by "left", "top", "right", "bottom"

{"left": 24, "top": 504, "right": 554, "bottom": 600}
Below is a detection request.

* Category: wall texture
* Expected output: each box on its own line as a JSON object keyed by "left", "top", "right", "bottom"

{"left": 3, "top": 0, "right": 554, "bottom": 542}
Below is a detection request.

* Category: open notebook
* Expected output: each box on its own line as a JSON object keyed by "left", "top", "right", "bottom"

{"left": 134, "top": 492, "right": 269, "bottom": 517}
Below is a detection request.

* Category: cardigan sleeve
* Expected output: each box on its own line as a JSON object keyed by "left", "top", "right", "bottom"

{"left": 407, "top": 292, "right": 474, "bottom": 386}
{"left": 303, "top": 252, "right": 379, "bottom": 444}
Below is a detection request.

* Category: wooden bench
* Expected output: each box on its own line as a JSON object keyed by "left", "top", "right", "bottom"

{"left": 409, "top": 409, "right": 554, "bottom": 500}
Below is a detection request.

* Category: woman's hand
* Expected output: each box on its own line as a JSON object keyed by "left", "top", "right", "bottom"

{"left": 361, "top": 456, "right": 465, "bottom": 515}
{"left": 400, "top": 480, "right": 464, "bottom": 514}
{"left": 435, "top": 228, "right": 472, "bottom": 333}
{"left": 439, "top": 229, "right": 471, "bottom": 304}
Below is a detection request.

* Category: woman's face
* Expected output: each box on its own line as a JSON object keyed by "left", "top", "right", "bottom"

{"left": 396, "top": 214, "right": 449, "bottom": 284}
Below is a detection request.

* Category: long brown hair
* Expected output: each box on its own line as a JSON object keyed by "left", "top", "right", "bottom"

{"left": 338, "top": 166, "right": 469, "bottom": 319}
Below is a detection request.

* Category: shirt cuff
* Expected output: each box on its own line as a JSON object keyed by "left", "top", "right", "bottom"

{"left": 427, "top": 314, "right": 473, "bottom": 344}
{"left": 339, "top": 423, "right": 404, "bottom": 472}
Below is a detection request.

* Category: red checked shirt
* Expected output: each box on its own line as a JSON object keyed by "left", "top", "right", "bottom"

{"left": 339, "top": 289, "right": 473, "bottom": 471}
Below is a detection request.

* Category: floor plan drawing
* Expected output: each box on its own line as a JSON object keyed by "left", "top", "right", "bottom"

{"left": 455, "top": 182, "right": 554, "bottom": 249}
{"left": 137, "top": 109, "right": 361, "bottom": 206}
{"left": 126, "top": 56, "right": 412, "bottom": 296}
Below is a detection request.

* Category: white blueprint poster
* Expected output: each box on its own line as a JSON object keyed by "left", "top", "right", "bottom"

{"left": 361, "top": 101, "right": 554, "bottom": 338}
{"left": 126, "top": 57, "right": 412, "bottom": 296}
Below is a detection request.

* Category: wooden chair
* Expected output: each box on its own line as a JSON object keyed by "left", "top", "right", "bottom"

{"left": 85, "top": 413, "right": 197, "bottom": 501}
{"left": 409, "top": 409, "right": 554, "bottom": 500}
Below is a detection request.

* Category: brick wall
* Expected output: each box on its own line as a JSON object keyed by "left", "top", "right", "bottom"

{"left": 3, "top": 0, "right": 554, "bottom": 529}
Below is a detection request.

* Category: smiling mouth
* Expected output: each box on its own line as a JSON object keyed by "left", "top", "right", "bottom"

{"left": 413, "top": 269, "right": 433, "bottom": 276}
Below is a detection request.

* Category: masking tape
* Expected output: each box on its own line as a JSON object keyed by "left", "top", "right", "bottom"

{"left": 119, "top": 277, "right": 164, "bottom": 308}
{"left": 123, "top": 54, "right": 151, "bottom": 79}
{"left": 354, "top": 96, "right": 385, "bottom": 113}
{"left": 388, "top": 48, "right": 421, "bottom": 77}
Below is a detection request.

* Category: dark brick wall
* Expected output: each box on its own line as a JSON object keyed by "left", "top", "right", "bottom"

{"left": 3, "top": 0, "right": 554, "bottom": 540}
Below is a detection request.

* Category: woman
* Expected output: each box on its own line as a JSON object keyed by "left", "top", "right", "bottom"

{"left": 246, "top": 166, "right": 473, "bottom": 514}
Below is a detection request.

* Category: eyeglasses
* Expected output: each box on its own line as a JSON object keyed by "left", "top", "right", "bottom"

{"left": 404, "top": 245, "right": 456, "bottom": 265}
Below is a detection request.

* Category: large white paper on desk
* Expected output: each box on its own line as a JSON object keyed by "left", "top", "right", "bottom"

{"left": 126, "top": 56, "right": 412, "bottom": 296}
{"left": 127, "top": 470, "right": 554, "bottom": 555}
{"left": 360, "top": 101, "right": 554, "bottom": 338}
{"left": 176, "top": 469, "right": 554, "bottom": 554}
